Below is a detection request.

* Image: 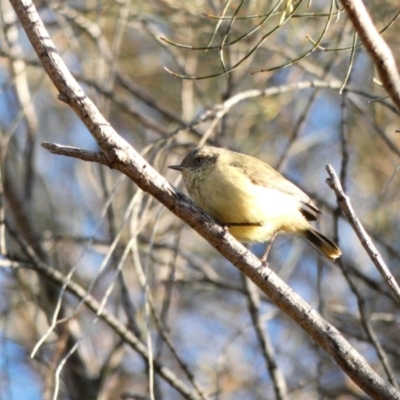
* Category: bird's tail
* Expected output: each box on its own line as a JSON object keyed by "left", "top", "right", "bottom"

{"left": 303, "top": 227, "right": 341, "bottom": 261}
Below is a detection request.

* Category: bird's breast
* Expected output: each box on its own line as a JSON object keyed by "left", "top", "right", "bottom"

{"left": 183, "top": 164, "right": 308, "bottom": 242}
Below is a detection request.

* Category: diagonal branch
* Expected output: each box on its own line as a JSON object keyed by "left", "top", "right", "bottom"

{"left": 326, "top": 165, "right": 400, "bottom": 306}
{"left": 339, "top": 0, "right": 400, "bottom": 113}
{"left": 9, "top": 1, "right": 400, "bottom": 399}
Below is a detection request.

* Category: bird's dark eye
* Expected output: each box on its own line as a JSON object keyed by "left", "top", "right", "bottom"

{"left": 195, "top": 157, "right": 203, "bottom": 165}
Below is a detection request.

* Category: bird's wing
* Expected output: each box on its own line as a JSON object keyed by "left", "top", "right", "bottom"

{"left": 230, "top": 153, "right": 320, "bottom": 221}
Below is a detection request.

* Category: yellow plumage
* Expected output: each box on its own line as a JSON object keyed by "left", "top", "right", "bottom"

{"left": 169, "top": 146, "right": 341, "bottom": 261}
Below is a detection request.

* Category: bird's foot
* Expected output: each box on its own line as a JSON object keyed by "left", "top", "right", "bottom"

{"left": 257, "top": 232, "right": 277, "bottom": 269}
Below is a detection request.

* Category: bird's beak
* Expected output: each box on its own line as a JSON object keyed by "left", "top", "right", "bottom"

{"left": 168, "top": 164, "right": 185, "bottom": 171}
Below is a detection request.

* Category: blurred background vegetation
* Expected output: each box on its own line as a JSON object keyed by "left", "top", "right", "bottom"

{"left": 1, "top": 0, "right": 400, "bottom": 399}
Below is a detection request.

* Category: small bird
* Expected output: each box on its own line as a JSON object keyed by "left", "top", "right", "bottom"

{"left": 169, "top": 146, "right": 341, "bottom": 262}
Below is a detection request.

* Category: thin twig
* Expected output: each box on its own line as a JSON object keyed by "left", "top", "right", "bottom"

{"left": 1, "top": 254, "right": 204, "bottom": 400}
{"left": 242, "top": 276, "right": 288, "bottom": 400}
{"left": 335, "top": 125, "right": 398, "bottom": 388}
{"left": 326, "top": 165, "right": 400, "bottom": 306}
{"left": 41, "top": 142, "right": 109, "bottom": 166}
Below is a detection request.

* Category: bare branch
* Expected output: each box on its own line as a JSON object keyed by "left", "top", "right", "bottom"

{"left": 1, "top": 255, "right": 203, "bottom": 400}
{"left": 243, "top": 276, "right": 288, "bottom": 400}
{"left": 41, "top": 142, "right": 109, "bottom": 166}
{"left": 326, "top": 165, "right": 400, "bottom": 307}
{"left": 339, "top": 0, "right": 400, "bottom": 112}
{"left": 9, "top": 1, "right": 400, "bottom": 398}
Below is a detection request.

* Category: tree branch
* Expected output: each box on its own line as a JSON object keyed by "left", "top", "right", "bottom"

{"left": 243, "top": 276, "right": 288, "bottom": 400}
{"left": 9, "top": 0, "right": 400, "bottom": 398}
{"left": 339, "top": 0, "right": 400, "bottom": 113}
{"left": 0, "top": 255, "right": 202, "bottom": 400}
{"left": 41, "top": 142, "right": 109, "bottom": 166}
{"left": 326, "top": 165, "right": 400, "bottom": 307}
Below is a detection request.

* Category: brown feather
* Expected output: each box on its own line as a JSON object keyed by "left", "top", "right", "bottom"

{"left": 230, "top": 154, "right": 320, "bottom": 217}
